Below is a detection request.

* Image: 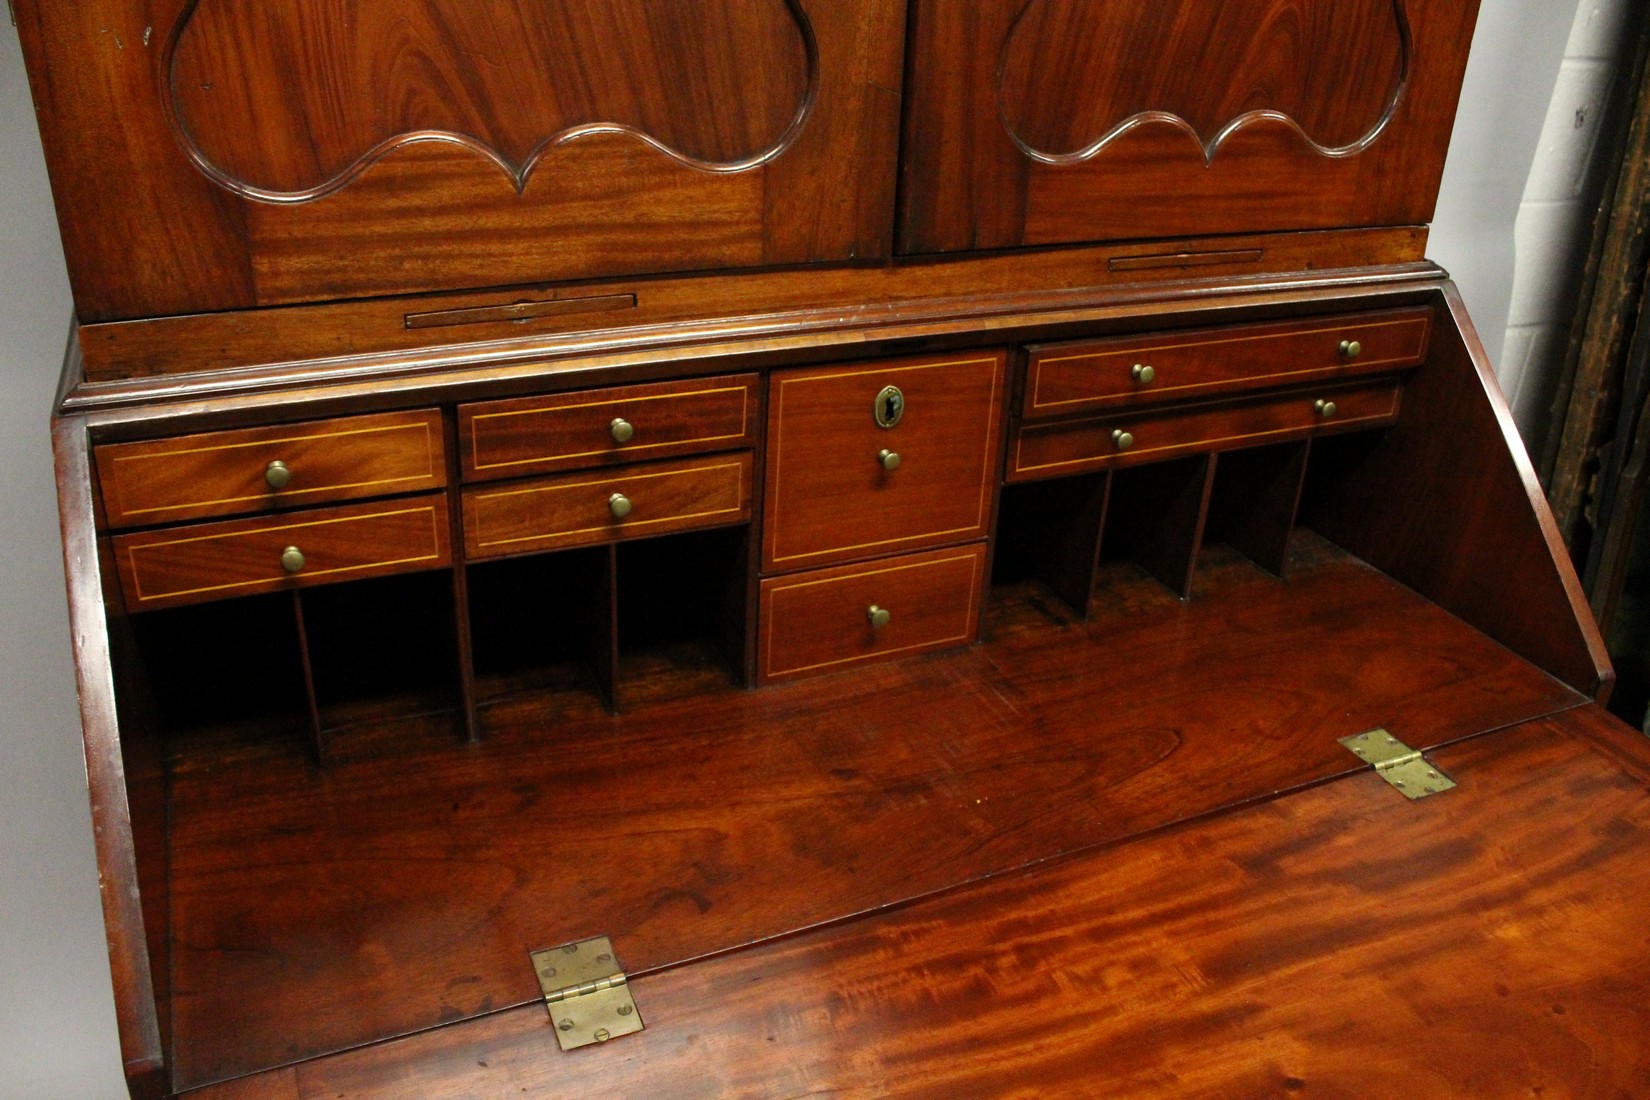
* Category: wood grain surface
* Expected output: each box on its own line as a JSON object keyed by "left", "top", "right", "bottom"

{"left": 185, "top": 705, "right": 1650, "bottom": 1099}
{"left": 1024, "top": 306, "right": 1432, "bottom": 418}
{"left": 460, "top": 374, "right": 758, "bottom": 481}
{"left": 114, "top": 495, "right": 452, "bottom": 611}
{"left": 162, "top": 539, "right": 1581, "bottom": 1088}
{"left": 1010, "top": 380, "right": 1402, "bottom": 482}
{"left": 14, "top": 0, "right": 905, "bottom": 320}
{"left": 763, "top": 353, "right": 1005, "bottom": 571}
{"left": 96, "top": 409, "right": 446, "bottom": 529}
{"left": 757, "top": 542, "right": 985, "bottom": 681}
{"left": 462, "top": 452, "right": 753, "bottom": 558}
{"left": 900, "top": 0, "right": 1480, "bottom": 252}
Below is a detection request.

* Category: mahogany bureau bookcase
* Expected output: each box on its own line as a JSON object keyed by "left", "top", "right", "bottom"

{"left": 18, "top": 2, "right": 1645, "bottom": 1096}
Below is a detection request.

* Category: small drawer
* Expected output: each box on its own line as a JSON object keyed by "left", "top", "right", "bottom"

{"left": 764, "top": 353, "right": 1006, "bottom": 572}
{"left": 95, "top": 409, "right": 447, "bottom": 529}
{"left": 459, "top": 374, "right": 759, "bottom": 481}
{"left": 1009, "top": 382, "right": 1402, "bottom": 482}
{"left": 758, "top": 543, "right": 986, "bottom": 683}
{"left": 113, "top": 495, "right": 452, "bottom": 612}
{"left": 463, "top": 453, "right": 753, "bottom": 560}
{"left": 1022, "top": 308, "right": 1431, "bottom": 419}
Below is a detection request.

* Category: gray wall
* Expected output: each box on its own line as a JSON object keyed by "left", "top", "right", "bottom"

{"left": 0, "top": 20, "right": 129, "bottom": 1100}
{"left": 0, "top": 11, "right": 1579, "bottom": 1098}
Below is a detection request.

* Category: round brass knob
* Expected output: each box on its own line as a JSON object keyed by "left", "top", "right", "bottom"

{"left": 867, "top": 605, "right": 891, "bottom": 630}
{"left": 1112, "top": 429, "right": 1134, "bottom": 452}
{"left": 609, "top": 493, "right": 633, "bottom": 519}
{"left": 610, "top": 418, "right": 634, "bottom": 444}
{"left": 1315, "top": 399, "right": 1338, "bottom": 419}
{"left": 265, "top": 460, "right": 292, "bottom": 490}
{"left": 879, "top": 449, "right": 902, "bottom": 471}
{"left": 1339, "top": 340, "right": 1362, "bottom": 360}
{"left": 280, "top": 546, "right": 305, "bottom": 574}
{"left": 1132, "top": 364, "right": 1155, "bottom": 385}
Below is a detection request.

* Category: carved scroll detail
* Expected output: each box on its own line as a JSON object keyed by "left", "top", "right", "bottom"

{"left": 998, "top": 0, "right": 1412, "bottom": 165}
{"left": 165, "top": 0, "right": 819, "bottom": 203}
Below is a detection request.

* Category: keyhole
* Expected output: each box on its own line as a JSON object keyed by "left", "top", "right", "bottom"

{"left": 874, "top": 385, "right": 905, "bottom": 429}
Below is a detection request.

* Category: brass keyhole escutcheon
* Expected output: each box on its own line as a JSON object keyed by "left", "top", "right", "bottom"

{"left": 265, "top": 460, "right": 292, "bottom": 490}
{"left": 280, "top": 546, "right": 306, "bottom": 574}
{"left": 867, "top": 605, "right": 891, "bottom": 630}
{"left": 874, "top": 385, "right": 905, "bottom": 429}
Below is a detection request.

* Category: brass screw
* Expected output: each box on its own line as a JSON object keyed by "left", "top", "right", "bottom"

{"left": 558, "top": 1019, "right": 574, "bottom": 1032}
{"left": 618, "top": 1004, "right": 634, "bottom": 1017}
{"left": 594, "top": 1028, "right": 612, "bottom": 1042}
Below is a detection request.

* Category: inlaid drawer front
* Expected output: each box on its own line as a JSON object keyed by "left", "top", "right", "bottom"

{"left": 1009, "top": 382, "right": 1403, "bottom": 483}
{"left": 1023, "top": 308, "right": 1431, "bottom": 419}
{"left": 459, "top": 374, "right": 759, "bottom": 481}
{"left": 95, "top": 409, "right": 446, "bottom": 530}
{"left": 464, "top": 453, "right": 753, "bottom": 559}
{"left": 764, "top": 353, "right": 1006, "bottom": 573}
{"left": 759, "top": 543, "right": 986, "bottom": 683}
{"left": 113, "top": 495, "right": 451, "bottom": 611}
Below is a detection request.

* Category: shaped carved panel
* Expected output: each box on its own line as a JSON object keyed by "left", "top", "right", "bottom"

{"left": 999, "top": 0, "right": 1409, "bottom": 163}
{"left": 898, "top": 0, "right": 1475, "bottom": 255}
{"left": 167, "top": 0, "right": 817, "bottom": 199}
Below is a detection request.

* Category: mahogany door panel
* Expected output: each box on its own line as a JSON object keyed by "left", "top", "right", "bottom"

{"left": 899, "top": 0, "right": 1481, "bottom": 253}
{"left": 763, "top": 353, "right": 1006, "bottom": 572}
{"left": 14, "top": 0, "right": 905, "bottom": 321}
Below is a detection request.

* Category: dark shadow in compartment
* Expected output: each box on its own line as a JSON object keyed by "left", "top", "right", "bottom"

{"left": 300, "top": 569, "right": 465, "bottom": 757}
{"left": 1101, "top": 455, "right": 1216, "bottom": 599}
{"left": 467, "top": 545, "right": 613, "bottom": 714}
{"left": 615, "top": 526, "right": 749, "bottom": 709}
{"left": 991, "top": 472, "right": 1109, "bottom": 619}
{"left": 1204, "top": 441, "right": 1311, "bottom": 577}
{"left": 1295, "top": 427, "right": 1391, "bottom": 546}
{"left": 128, "top": 591, "right": 309, "bottom": 757}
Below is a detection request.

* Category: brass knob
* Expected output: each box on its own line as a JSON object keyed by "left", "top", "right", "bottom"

{"left": 1315, "top": 399, "right": 1338, "bottom": 419}
{"left": 878, "top": 449, "right": 902, "bottom": 471}
{"left": 1112, "top": 429, "right": 1134, "bottom": 452}
{"left": 1339, "top": 340, "right": 1362, "bottom": 360}
{"left": 610, "top": 418, "right": 634, "bottom": 444}
{"left": 1132, "top": 364, "right": 1155, "bottom": 385}
{"left": 265, "top": 460, "right": 292, "bottom": 490}
{"left": 609, "top": 493, "right": 632, "bottom": 519}
{"left": 280, "top": 546, "right": 305, "bottom": 574}
{"left": 867, "top": 605, "right": 891, "bottom": 630}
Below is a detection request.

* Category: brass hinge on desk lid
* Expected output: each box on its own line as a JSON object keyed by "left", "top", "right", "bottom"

{"left": 531, "top": 935, "right": 644, "bottom": 1051}
{"left": 1340, "top": 729, "right": 1457, "bottom": 800}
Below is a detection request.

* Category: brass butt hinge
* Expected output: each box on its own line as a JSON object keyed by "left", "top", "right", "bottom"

{"left": 1340, "top": 729, "right": 1456, "bottom": 800}
{"left": 530, "top": 935, "right": 644, "bottom": 1051}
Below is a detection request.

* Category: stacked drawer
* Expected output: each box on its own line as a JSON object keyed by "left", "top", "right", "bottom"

{"left": 1009, "top": 308, "right": 1432, "bottom": 482}
{"left": 457, "top": 374, "right": 759, "bottom": 558}
{"left": 758, "top": 353, "right": 1006, "bottom": 681}
{"left": 99, "top": 410, "right": 451, "bottom": 611}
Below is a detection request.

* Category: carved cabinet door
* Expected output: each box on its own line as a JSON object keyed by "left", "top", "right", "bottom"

{"left": 16, "top": 0, "right": 904, "bottom": 322}
{"left": 898, "top": 0, "right": 1480, "bottom": 254}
